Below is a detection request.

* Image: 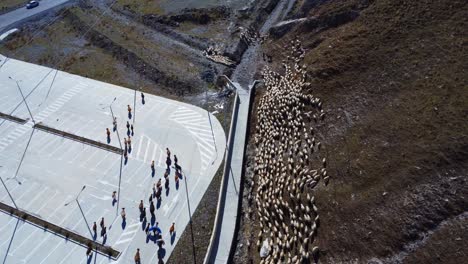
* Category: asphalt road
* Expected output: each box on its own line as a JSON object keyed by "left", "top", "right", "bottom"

{"left": 0, "top": 0, "right": 71, "bottom": 33}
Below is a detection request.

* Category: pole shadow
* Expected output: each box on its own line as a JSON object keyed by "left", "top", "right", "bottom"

{"left": 183, "top": 172, "right": 197, "bottom": 264}
{"left": 2, "top": 218, "right": 20, "bottom": 264}
{"left": 170, "top": 231, "right": 176, "bottom": 245}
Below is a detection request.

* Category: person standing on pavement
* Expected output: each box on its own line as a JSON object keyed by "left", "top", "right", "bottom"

{"left": 175, "top": 172, "right": 179, "bottom": 185}
{"left": 86, "top": 243, "right": 92, "bottom": 257}
{"left": 165, "top": 177, "right": 169, "bottom": 190}
{"left": 121, "top": 208, "right": 126, "bottom": 221}
{"left": 134, "top": 248, "right": 141, "bottom": 264}
{"left": 157, "top": 178, "right": 162, "bottom": 189}
{"left": 166, "top": 156, "right": 171, "bottom": 169}
{"left": 145, "top": 223, "right": 150, "bottom": 235}
{"left": 100, "top": 217, "right": 104, "bottom": 228}
{"left": 113, "top": 117, "right": 117, "bottom": 131}
{"left": 92, "top": 222, "right": 97, "bottom": 236}
{"left": 101, "top": 225, "right": 107, "bottom": 237}
{"left": 150, "top": 200, "right": 155, "bottom": 217}
{"left": 157, "top": 238, "right": 165, "bottom": 248}
{"left": 139, "top": 200, "right": 144, "bottom": 213}
{"left": 141, "top": 207, "right": 147, "bottom": 222}
{"left": 169, "top": 222, "right": 175, "bottom": 235}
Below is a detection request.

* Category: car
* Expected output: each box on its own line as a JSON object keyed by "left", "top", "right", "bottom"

{"left": 26, "top": 1, "right": 39, "bottom": 9}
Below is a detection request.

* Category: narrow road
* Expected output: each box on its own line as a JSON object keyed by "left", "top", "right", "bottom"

{"left": 0, "top": 0, "right": 72, "bottom": 33}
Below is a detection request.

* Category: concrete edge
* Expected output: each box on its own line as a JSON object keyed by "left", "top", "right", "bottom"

{"left": 227, "top": 84, "right": 257, "bottom": 263}
{"left": 203, "top": 92, "right": 240, "bottom": 264}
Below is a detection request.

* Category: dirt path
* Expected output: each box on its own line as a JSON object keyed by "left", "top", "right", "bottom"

{"left": 232, "top": 0, "right": 293, "bottom": 87}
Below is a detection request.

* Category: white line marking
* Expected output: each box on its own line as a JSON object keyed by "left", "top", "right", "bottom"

{"left": 143, "top": 139, "right": 151, "bottom": 163}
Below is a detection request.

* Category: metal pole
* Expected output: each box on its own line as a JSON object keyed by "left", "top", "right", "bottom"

{"left": 8, "top": 127, "right": 35, "bottom": 185}
{"left": 108, "top": 98, "right": 123, "bottom": 216}
{"left": 9, "top": 77, "right": 35, "bottom": 124}
{"left": 76, "top": 199, "right": 94, "bottom": 238}
{"left": 64, "top": 185, "right": 86, "bottom": 206}
{"left": 183, "top": 171, "right": 197, "bottom": 264}
{"left": 133, "top": 88, "right": 136, "bottom": 124}
{"left": 109, "top": 105, "right": 122, "bottom": 149}
{"left": 116, "top": 154, "right": 123, "bottom": 216}
{"left": 0, "top": 175, "right": 18, "bottom": 209}
{"left": 64, "top": 186, "right": 93, "bottom": 238}
{"left": 44, "top": 69, "right": 59, "bottom": 100}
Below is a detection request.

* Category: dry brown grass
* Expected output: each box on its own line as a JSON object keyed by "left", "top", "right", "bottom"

{"left": 0, "top": 0, "right": 25, "bottom": 14}
{"left": 236, "top": 0, "right": 468, "bottom": 263}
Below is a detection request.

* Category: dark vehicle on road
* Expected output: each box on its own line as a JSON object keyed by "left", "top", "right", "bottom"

{"left": 26, "top": 1, "right": 39, "bottom": 9}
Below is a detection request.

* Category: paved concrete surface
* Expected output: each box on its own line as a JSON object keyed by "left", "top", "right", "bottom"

{"left": 0, "top": 54, "right": 226, "bottom": 263}
{"left": 0, "top": 0, "right": 71, "bottom": 33}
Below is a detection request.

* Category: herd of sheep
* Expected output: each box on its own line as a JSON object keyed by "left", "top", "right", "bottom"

{"left": 249, "top": 39, "right": 328, "bottom": 264}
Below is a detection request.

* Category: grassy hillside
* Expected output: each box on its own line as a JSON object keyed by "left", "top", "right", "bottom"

{"left": 236, "top": 0, "right": 468, "bottom": 263}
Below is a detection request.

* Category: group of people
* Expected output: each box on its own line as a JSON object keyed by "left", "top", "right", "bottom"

{"left": 100, "top": 95, "right": 184, "bottom": 263}
{"left": 89, "top": 217, "right": 107, "bottom": 241}
{"left": 132, "top": 148, "right": 184, "bottom": 263}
